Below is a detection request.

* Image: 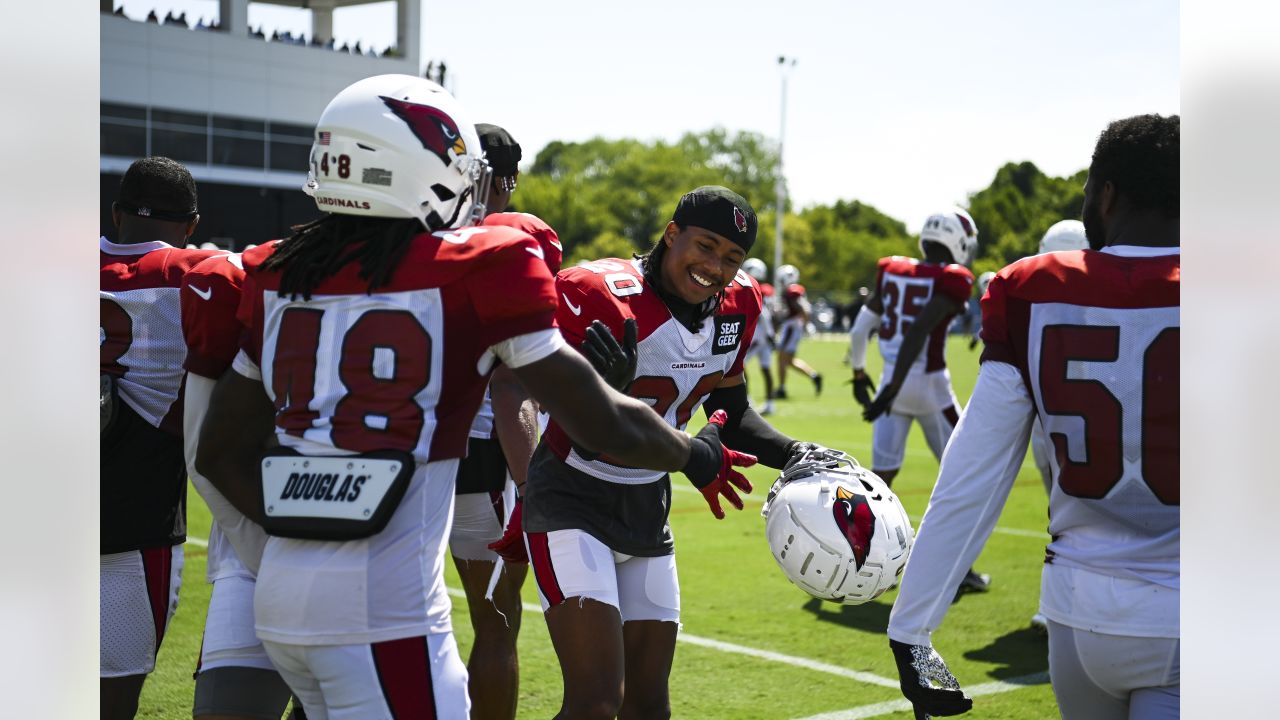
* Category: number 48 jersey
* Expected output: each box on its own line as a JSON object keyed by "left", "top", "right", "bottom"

{"left": 543, "top": 258, "right": 762, "bottom": 484}
{"left": 981, "top": 247, "right": 1179, "bottom": 585}
{"left": 874, "top": 256, "right": 974, "bottom": 373}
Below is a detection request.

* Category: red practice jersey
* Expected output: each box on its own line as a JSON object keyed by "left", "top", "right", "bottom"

{"left": 182, "top": 252, "right": 246, "bottom": 379}
{"left": 237, "top": 225, "right": 558, "bottom": 465}
{"left": 543, "top": 258, "right": 762, "bottom": 484}
{"left": 100, "top": 236, "right": 222, "bottom": 552}
{"left": 874, "top": 256, "right": 974, "bottom": 372}
{"left": 483, "top": 211, "right": 563, "bottom": 275}
{"left": 981, "top": 247, "right": 1180, "bottom": 581}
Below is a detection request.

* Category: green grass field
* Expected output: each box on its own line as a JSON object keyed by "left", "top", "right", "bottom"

{"left": 138, "top": 335, "right": 1059, "bottom": 719}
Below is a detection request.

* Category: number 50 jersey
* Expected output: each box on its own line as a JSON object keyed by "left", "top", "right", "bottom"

{"left": 543, "top": 258, "right": 762, "bottom": 484}
{"left": 981, "top": 247, "right": 1179, "bottom": 586}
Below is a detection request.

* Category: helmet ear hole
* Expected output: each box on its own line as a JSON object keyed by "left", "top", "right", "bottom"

{"left": 431, "top": 184, "right": 456, "bottom": 201}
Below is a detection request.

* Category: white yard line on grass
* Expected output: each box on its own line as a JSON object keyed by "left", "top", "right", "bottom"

{"left": 444, "top": 587, "right": 900, "bottom": 688}
{"left": 668, "top": 485, "right": 1048, "bottom": 540}
{"left": 791, "top": 671, "right": 1050, "bottom": 720}
{"left": 187, "top": 536, "right": 208, "bottom": 548}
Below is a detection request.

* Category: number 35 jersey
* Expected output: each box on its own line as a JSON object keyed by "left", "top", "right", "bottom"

{"left": 981, "top": 246, "right": 1180, "bottom": 585}
{"left": 874, "top": 256, "right": 973, "bottom": 374}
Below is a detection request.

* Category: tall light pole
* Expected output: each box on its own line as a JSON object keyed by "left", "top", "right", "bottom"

{"left": 774, "top": 55, "right": 796, "bottom": 297}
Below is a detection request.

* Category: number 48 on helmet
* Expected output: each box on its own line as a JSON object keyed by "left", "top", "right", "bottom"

{"left": 761, "top": 447, "right": 914, "bottom": 605}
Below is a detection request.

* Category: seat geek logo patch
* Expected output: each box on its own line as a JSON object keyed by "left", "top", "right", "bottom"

{"left": 713, "top": 314, "right": 746, "bottom": 355}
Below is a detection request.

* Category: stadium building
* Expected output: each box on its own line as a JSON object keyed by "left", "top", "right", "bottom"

{"left": 100, "top": 0, "right": 423, "bottom": 248}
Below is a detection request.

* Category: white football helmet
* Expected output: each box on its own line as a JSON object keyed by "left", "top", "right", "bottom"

{"left": 304, "top": 74, "right": 491, "bottom": 229}
{"left": 976, "top": 270, "right": 996, "bottom": 299}
{"left": 1038, "top": 219, "right": 1089, "bottom": 254}
{"left": 919, "top": 207, "right": 979, "bottom": 266}
{"left": 761, "top": 447, "right": 914, "bottom": 605}
{"left": 743, "top": 257, "right": 769, "bottom": 283}
{"left": 775, "top": 263, "right": 800, "bottom": 287}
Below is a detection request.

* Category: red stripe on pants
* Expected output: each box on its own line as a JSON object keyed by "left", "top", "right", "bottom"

{"left": 140, "top": 546, "right": 172, "bottom": 652}
{"left": 371, "top": 636, "right": 436, "bottom": 720}
{"left": 527, "top": 532, "right": 565, "bottom": 606}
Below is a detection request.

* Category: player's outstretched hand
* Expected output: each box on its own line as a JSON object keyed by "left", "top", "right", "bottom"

{"left": 851, "top": 371, "right": 876, "bottom": 409}
{"left": 889, "top": 639, "right": 973, "bottom": 718}
{"left": 680, "top": 409, "right": 756, "bottom": 519}
{"left": 582, "top": 318, "right": 638, "bottom": 392}
{"left": 862, "top": 382, "right": 899, "bottom": 422}
{"left": 487, "top": 496, "right": 527, "bottom": 564}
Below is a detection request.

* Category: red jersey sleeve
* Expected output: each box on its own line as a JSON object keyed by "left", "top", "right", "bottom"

{"left": 464, "top": 236, "right": 559, "bottom": 351}
{"left": 723, "top": 275, "right": 763, "bottom": 378}
{"left": 483, "top": 212, "right": 563, "bottom": 274}
{"left": 978, "top": 268, "right": 1015, "bottom": 366}
{"left": 552, "top": 266, "right": 630, "bottom": 350}
{"left": 182, "top": 254, "right": 246, "bottom": 378}
{"left": 936, "top": 265, "right": 976, "bottom": 305}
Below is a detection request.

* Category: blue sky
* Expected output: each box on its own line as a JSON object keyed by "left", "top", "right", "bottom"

{"left": 112, "top": 0, "right": 1179, "bottom": 231}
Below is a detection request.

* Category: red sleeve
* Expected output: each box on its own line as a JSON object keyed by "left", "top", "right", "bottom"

{"left": 465, "top": 237, "right": 559, "bottom": 350}
{"left": 182, "top": 256, "right": 246, "bottom": 378}
{"left": 484, "top": 212, "right": 563, "bottom": 274}
{"left": 936, "top": 265, "right": 975, "bottom": 305}
{"left": 874, "top": 257, "right": 891, "bottom": 296}
{"left": 978, "top": 269, "right": 1014, "bottom": 366}
{"left": 553, "top": 268, "right": 632, "bottom": 352}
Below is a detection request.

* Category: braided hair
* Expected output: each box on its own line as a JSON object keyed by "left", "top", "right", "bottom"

{"left": 634, "top": 231, "right": 725, "bottom": 332}
{"left": 261, "top": 214, "right": 426, "bottom": 300}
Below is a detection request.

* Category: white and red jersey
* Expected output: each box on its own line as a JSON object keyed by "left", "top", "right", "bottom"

{"left": 543, "top": 258, "right": 762, "bottom": 484}
{"left": 888, "top": 245, "right": 1179, "bottom": 646}
{"left": 101, "top": 237, "right": 223, "bottom": 434}
{"left": 873, "top": 256, "right": 973, "bottom": 373}
{"left": 233, "top": 224, "right": 561, "bottom": 646}
{"left": 467, "top": 211, "right": 563, "bottom": 440}
{"left": 982, "top": 247, "right": 1180, "bottom": 588}
{"left": 237, "top": 225, "right": 559, "bottom": 466}
{"left": 101, "top": 236, "right": 222, "bottom": 553}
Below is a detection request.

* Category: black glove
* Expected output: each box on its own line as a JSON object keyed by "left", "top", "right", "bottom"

{"left": 582, "top": 318, "right": 638, "bottom": 392}
{"left": 889, "top": 639, "right": 973, "bottom": 718}
{"left": 851, "top": 372, "right": 876, "bottom": 408}
{"left": 862, "top": 382, "right": 899, "bottom": 422}
{"left": 784, "top": 440, "right": 820, "bottom": 468}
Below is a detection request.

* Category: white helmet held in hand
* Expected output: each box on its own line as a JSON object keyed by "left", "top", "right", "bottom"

{"left": 304, "top": 74, "right": 491, "bottom": 230}
{"left": 919, "top": 207, "right": 979, "bottom": 266}
{"left": 761, "top": 447, "right": 913, "bottom": 605}
{"left": 775, "top": 263, "right": 800, "bottom": 287}
{"left": 1038, "top": 219, "right": 1089, "bottom": 254}
{"left": 743, "top": 257, "right": 769, "bottom": 283}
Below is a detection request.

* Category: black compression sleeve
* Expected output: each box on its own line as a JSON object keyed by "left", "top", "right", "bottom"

{"left": 702, "top": 383, "right": 795, "bottom": 469}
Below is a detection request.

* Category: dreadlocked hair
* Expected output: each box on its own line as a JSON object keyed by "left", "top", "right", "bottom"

{"left": 634, "top": 233, "right": 725, "bottom": 332}
{"left": 262, "top": 214, "right": 426, "bottom": 300}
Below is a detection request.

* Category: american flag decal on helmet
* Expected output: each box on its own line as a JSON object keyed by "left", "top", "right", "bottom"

{"left": 734, "top": 207, "right": 748, "bottom": 233}
{"left": 318, "top": 131, "right": 331, "bottom": 146}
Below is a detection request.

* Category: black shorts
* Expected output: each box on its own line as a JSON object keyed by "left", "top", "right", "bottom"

{"left": 454, "top": 436, "right": 508, "bottom": 495}
{"left": 522, "top": 443, "right": 673, "bottom": 558}
{"left": 101, "top": 398, "right": 186, "bottom": 553}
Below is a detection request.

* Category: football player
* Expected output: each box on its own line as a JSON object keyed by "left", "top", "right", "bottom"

{"left": 886, "top": 114, "right": 1180, "bottom": 719}
{"left": 447, "top": 122, "right": 561, "bottom": 720}
{"left": 100, "top": 157, "right": 222, "bottom": 720}
{"left": 490, "top": 186, "right": 821, "bottom": 719}
{"left": 847, "top": 207, "right": 990, "bottom": 595}
{"left": 774, "top": 267, "right": 823, "bottom": 399}
{"left": 194, "top": 75, "right": 752, "bottom": 719}
{"left": 740, "top": 258, "right": 777, "bottom": 414}
{"left": 181, "top": 251, "right": 298, "bottom": 720}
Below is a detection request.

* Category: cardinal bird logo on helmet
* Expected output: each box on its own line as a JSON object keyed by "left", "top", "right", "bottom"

{"left": 380, "top": 96, "right": 467, "bottom": 167}
{"left": 833, "top": 486, "right": 875, "bottom": 570}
